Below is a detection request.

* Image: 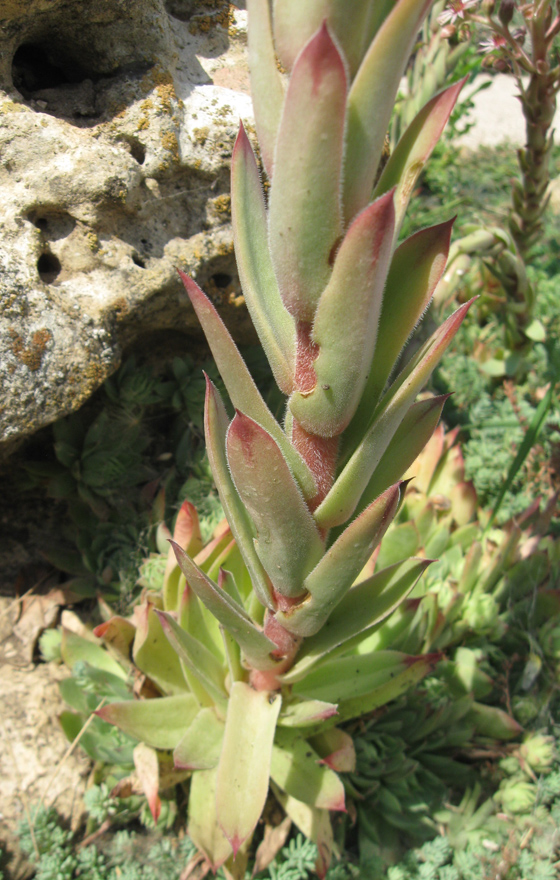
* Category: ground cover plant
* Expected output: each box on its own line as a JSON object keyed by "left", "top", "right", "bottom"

{"left": 5, "top": 2, "right": 560, "bottom": 879}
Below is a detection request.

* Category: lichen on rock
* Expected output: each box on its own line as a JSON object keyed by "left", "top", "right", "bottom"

{"left": 0, "top": 0, "right": 255, "bottom": 457}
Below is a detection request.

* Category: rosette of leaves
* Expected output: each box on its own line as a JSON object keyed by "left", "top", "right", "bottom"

{"left": 367, "top": 421, "right": 560, "bottom": 658}
{"left": 74, "top": 0, "right": 483, "bottom": 874}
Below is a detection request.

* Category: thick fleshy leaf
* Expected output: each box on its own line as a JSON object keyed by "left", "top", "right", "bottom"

{"left": 288, "top": 192, "right": 395, "bottom": 437}
{"left": 273, "top": 0, "right": 383, "bottom": 78}
{"left": 216, "top": 682, "right": 282, "bottom": 854}
{"left": 92, "top": 617, "right": 136, "bottom": 667}
{"left": 346, "top": 220, "right": 454, "bottom": 448}
{"left": 174, "top": 707, "right": 225, "bottom": 770}
{"left": 276, "top": 484, "right": 401, "bottom": 637}
{"left": 179, "top": 571, "right": 223, "bottom": 664}
{"left": 231, "top": 125, "right": 295, "bottom": 394}
{"left": 353, "top": 395, "right": 450, "bottom": 513}
{"left": 246, "top": 0, "right": 285, "bottom": 176}
{"left": 133, "top": 743, "right": 160, "bottom": 823}
{"left": 337, "top": 652, "right": 442, "bottom": 722}
{"left": 194, "top": 522, "right": 233, "bottom": 573}
{"left": 284, "top": 558, "right": 432, "bottom": 681}
{"left": 226, "top": 412, "right": 324, "bottom": 599}
{"left": 170, "top": 541, "right": 279, "bottom": 671}
{"left": 163, "top": 500, "right": 203, "bottom": 612}
{"left": 343, "top": 0, "right": 432, "bottom": 224}
{"left": 157, "top": 610, "right": 228, "bottom": 703}
{"left": 96, "top": 694, "right": 199, "bottom": 750}
{"left": 278, "top": 699, "right": 339, "bottom": 728}
{"left": 292, "top": 650, "right": 416, "bottom": 703}
{"left": 466, "top": 702, "right": 523, "bottom": 741}
{"left": 270, "top": 737, "right": 345, "bottom": 811}
{"left": 61, "top": 629, "right": 127, "bottom": 679}
{"left": 132, "top": 603, "right": 188, "bottom": 695}
{"left": 204, "top": 378, "right": 274, "bottom": 610}
{"left": 179, "top": 272, "right": 316, "bottom": 498}
{"left": 268, "top": 22, "right": 346, "bottom": 321}
{"left": 272, "top": 786, "right": 334, "bottom": 880}
{"left": 310, "top": 728, "right": 356, "bottom": 772}
{"left": 374, "top": 80, "right": 465, "bottom": 235}
{"left": 316, "top": 300, "right": 474, "bottom": 527}
{"left": 189, "top": 768, "right": 233, "bottom": 870}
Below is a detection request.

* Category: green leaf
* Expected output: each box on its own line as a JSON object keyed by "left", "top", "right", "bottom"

{"left": 231, "top": 125, "right": 295, "bottom": 394}
{"left": 353, "top": 395, "right": 449, "bottom": 512}
{"left": 132, "top": 602, "right": 188, "bottom": 696}
{"left": 278, "top": 699, "right": 339, "bottom": 728}
{"left": 96, "top": 694, "right": 199, "bottom": 750}
{"left": 180, "top": 273, "right": 316, "bottom": 498}
{"left": 188, "top": 768, "right": 233, "bottom": 870}
{"left": 291, "top": 650, "right": 415, "bottom": 703}
{"left": 226, "top": 411, "right": 325, "bottom": 599}
{"left": 343, "top": 0, "right": 432, "bottom": 224}
{"left": 272, "top": 0, "right": 378, "bottom": 78}
{"left": 61, "top": 630, "right": 127, "bottom": 679}
{"left": 375, "top": 521, "right": 421, "bottom": 569}
{"left": 270, "top": 737, "right": 345, "bottom": 811}
{"left": 157, "top": 610, "right": 228, "bottom": 704}
{"left": 216, "top": 682, "right": 282, "bottom": 854}
{"left": 174, "top": 707, "right": 225, "bottom": 770}
{"left": 466, "top": 702, "right": 523, "bottom": 741}
{"left": 345, "top": 220, "right": 454, "bottom": 448}
{"left": 268, "top": 22, "right": 345, "bottom": 321}
{"left": 277, "top": 484, "right": 401, "bottom": 637}
{"left": 288, "top": 192, "right": 395, "bottom": 437}
{"left": 170, "top": 541, "right": 280, "bottom": 671}
{"left": 523, "top": 318, "right": 546, "bottom": 342}
{"left": 284, "top": 558, "right": 432, "bottom": 681}
{"left": 374, "top": 80, "right": 464, "bottom": 235}
{"left": 246, "top": 0, "right": 285, "bottom": 176}
{"left": 204, "top": 378, "right": 274, "bottom": 610}
{"left": 316, "top": 300, "right": 474, "bottom": 527}
{"left": 336, "top": 651, "right": 441, "bottom": 722}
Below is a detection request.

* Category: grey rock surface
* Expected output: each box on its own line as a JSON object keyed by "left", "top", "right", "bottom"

{"left": 0, "top": 0, "right": 255, "bottom": 457}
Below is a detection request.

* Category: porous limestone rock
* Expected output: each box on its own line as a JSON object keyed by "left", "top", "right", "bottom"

{"left": 0, "top": 0, "right": 255, "bottom": 458}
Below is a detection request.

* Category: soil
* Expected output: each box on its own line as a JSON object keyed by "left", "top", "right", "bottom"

{"left": 1, "top": 596, "right": 90, "bottom": 877}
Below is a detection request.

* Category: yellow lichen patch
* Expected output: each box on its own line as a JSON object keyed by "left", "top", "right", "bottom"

{"left": 193, "top": 127, "right": 210, "bottom": 145}
{"left": 217, "top": 241, "right": 234, "bottom": 257}
{"left": 0, "top": 100, "right": 25, "bottom": 114}
{"left": 211, "top": 194, "right": 231, "bottom": 217}
{"left": 9, "top": 328, "right": 52, "bottom": 372}
{"left": 189, "top": 3, "right": 235, "bottom": 35}
{"left": 87, "top": 231, "right": 100, "bottom": 252}
{"left": 228, "top": 292, "right": 245, "bottom": 307}
{"left": 161, "top": 131, "right": 180, "bottom": 163}
{"left": 141, "top": 67, "right": 177, "bottom": 114}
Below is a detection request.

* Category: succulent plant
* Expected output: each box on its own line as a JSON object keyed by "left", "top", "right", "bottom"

{"left": 368, "top": 421, "right": 560, "bottom": 659}
{"left": 59, "top": 1, "right": 483, "bottom": 875}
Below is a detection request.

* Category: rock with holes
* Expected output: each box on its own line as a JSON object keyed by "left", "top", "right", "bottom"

{"left": 0, "top": 0, "right": 255, "bottom": 457}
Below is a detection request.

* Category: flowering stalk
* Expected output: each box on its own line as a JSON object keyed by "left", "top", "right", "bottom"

{"left": 436, "top": 0, "right": 560, "bottom": 347}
